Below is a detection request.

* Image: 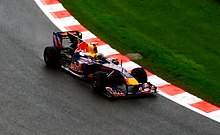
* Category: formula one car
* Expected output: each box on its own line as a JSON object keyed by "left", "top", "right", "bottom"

{"left": 43, "top": 31, "right": 157, "bottom": 98}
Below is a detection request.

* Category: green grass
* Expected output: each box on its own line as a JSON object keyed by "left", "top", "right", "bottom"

{"left": 61, "top": 0, "right": 220, "bottom": 106}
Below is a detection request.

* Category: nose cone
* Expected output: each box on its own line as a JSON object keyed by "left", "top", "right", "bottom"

{"left": 125, "top": 78, "right": 139, "bottom": 85}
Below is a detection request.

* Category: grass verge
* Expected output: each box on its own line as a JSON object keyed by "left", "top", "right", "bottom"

{"left": 61, "top": 0, "right": 220, "bottom": 106}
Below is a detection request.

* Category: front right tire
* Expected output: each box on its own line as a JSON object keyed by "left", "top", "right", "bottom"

{"left": 131, "top": 68, "right": 148, "bottom": 83}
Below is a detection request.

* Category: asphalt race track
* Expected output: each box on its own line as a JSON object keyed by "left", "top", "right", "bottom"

{"left": 0, "top": 0, "right": 219, "bottom": 135}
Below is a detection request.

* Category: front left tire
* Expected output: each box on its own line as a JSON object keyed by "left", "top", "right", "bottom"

{"left": 91, "top": 71, "right": 107, "bottom": 93}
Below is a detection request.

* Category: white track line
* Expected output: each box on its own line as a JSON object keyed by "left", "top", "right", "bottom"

{"left": 43, "top": 3, "right": 65, "bottom": 12}
{"left": 173, "top": 92, "right": 203, "bottom": 105}
{"left": 97, "top": 44, "right": 119, "bottom": 56}
{"left": 81, "top": 31, "right": 97, "bottom": 40}
{"left": 59, "top": 16, "right": 80, "bottom": 27}
{"left": 122, "top": 61, "right": 141, "bottom": 71}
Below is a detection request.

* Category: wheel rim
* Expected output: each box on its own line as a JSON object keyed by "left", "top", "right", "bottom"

{"left": 44, "top": 51, "right": 50, "bottom": 63}
{"left": 92, "top": 77, "right": 99, "bottom": 88}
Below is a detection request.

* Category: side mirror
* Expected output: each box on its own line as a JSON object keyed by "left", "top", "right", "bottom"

{"left": 112, "top": 59, "right": 119, "bottom": 65}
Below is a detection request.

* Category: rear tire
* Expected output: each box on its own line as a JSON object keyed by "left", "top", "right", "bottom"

{"left": 44, "top": 46, "right": 60, "bottom": 67}
{"left": 91, "top": 71, "right": 107, "bottom": 93}
{"left": 131, "top": 68, "right": 148, "bottom": 83}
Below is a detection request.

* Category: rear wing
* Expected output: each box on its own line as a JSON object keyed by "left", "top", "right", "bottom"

{"left": 53, "top": 31, "right": 82, "bottom": 48}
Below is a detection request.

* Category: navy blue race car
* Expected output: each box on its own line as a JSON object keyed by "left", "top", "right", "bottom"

{"left": 43, "top": 31, "right": 157, "bottom": 98}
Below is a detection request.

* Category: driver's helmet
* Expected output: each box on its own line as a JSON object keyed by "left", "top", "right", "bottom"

{"left": 87, "top": 43, "right": 98, "bottom": 58}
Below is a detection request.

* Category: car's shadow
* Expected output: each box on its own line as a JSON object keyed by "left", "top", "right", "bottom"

{"left": 92, "top": 91, "right": 158, "bottom": 102}
{"left": 44, "top": 65, "right": 158, "bottom": 102}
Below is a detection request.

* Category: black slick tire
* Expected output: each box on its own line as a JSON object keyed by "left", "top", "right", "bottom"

{"left": 44, "top": 46, "right": 60, "bottom": 67}
{"left": 91, "top": 71, "right": 107, "bottom": 93}
{"left": 131, "top": 68, "right": 148, "bottom": 83}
